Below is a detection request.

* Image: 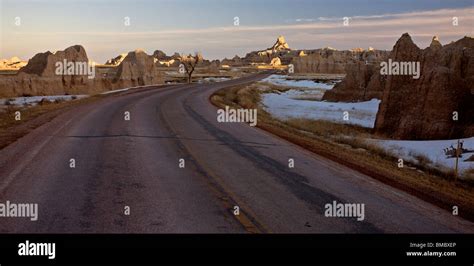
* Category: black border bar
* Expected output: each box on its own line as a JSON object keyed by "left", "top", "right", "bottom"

{"left": 0, "top": 234, "right": 472, "bottom": 265}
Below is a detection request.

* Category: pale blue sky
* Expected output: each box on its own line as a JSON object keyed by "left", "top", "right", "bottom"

{"left": 1, "top": 0, "right": 473, "bottom": 62}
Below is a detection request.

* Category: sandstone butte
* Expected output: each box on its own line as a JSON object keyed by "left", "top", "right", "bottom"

{"left": 373, "top": 33, "right": 474, "bottom": 140}
{"left": 322, "top": 33, "right": 473, "bottom": 140}
{"left": 0, "top": 45, "right": 164, "bottom": 97}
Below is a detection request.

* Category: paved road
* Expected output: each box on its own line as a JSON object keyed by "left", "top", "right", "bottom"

{"left": 0, "top": 73, "right": 473, "bottom": 233}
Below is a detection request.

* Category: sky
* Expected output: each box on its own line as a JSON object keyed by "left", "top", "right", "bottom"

{"left": 0, "top": 0, "right": 473, "bottom": 63}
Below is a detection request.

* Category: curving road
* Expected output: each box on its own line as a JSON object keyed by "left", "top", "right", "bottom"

{"left": 0, "top": 73, "right": 473, "bottom": 233}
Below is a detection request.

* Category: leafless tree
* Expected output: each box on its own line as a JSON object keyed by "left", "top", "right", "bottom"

{"left": 179, "top": 52, "right": 202, "bottom": 83}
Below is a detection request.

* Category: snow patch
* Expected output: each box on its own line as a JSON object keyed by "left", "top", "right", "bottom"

{"left": 262, "top": 74, "right": 335, "bottom": 90}
{"left": 261, "top": 89, "right": 380, "bottom": 128}
{"left": 199, "top": 77, "right": 231, "bottom": 83}
{"left": 100, "top": 88, "right": 131, "bottom": 95}
{"left": 1, "top": 95, "right": 88, "bottom": 106}
{"left": 370, "top": 137, "right": 474, "bottom": 175}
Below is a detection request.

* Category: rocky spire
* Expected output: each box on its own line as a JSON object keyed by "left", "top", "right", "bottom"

{"left": 429, "top": 36, "right": 442, "bottom": 50}
{"left": 271, "top": 35, "right": 290, "bottom": 51}
{"left": 391, "top": 33, "right": 420, "bottom": 60}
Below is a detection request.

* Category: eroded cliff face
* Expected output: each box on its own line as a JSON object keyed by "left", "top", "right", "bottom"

{"left": 374, "top": 34, "right": 474, "bottom": 140}
{"left": 240, "top": 36, "right": 389, "bottom": 72}
{"left": 1, "top": 45, "right": 101, "bottom": 97}
{"left": 0, "top": 46, "right": 164, "bottom": 97}
{"left": 320, "top": 49, "right": 389, "bottom": 101}
{"left": 322, "top": 61, "right": 386, "bottom": 101}
{"left": 240, "top": 35, "right": 299, "bottom": 65}
{"left": 292, "top": 48, "right": 389, "bottom": 75}
{"left": 114, "top": 49, "right": 162, "bottom": 87}
{"left": 292, "top": 50, "right": 345, "bottom": 74}
{"left": 19, "top": 45, "right": 89, "bottom": 77}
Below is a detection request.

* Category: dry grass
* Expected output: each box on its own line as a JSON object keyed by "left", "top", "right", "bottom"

{"left": 286, "top": 118, "right": 371, "bottom": 138}
{"left": 412, "top": 152, "right": 433, "bottom": 165}
{"left": 0, "top": 95, "right": 103, "bottom": 150}
{"left": 210, "top": 83, "right": 474, "bottom": 222}
{"left": 462, "top": 168, "right": 474, "bottom": 180}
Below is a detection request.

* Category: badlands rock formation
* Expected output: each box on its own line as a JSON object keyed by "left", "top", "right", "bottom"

{"left": 114, "top": 49, "right": 162, "bottom": 86}
{"left": 429, "top": 36, "right": 442, "bottom": 50}
{"left": 0, "top": 45, "right": 105, "bottom": 96}
{"left": 322, "top": 33, "right": 474, "bottom": 139}
{"left": 152, "top": 50, "right": 170, "bottom": 61}
{"left": 293, "top": 47, "right": 389, "bottom": 75}
{"left": 238, "top": 36, "right": 389, "bottom": 72}
{"left": 322, "top": 61, "right": 386, "bottom": 101}
{"left": 227, "top": 35, "right": 387, "bottom": 72}
{"left": 268, "top": 35, "right": 291, "bottom": 52}
{"left": 222, "top": 55, "right": 243, "bottom": 67}
{"left": 105, "top": 53, "right": 127, "bottom": 66}
{"left": 0, "top": 45, "right": 163, "bottom": 97}
{"left": 151, "top": 50, "right": 214, "bottom": 68}
{"left": 256, "top": 35, "right": 291, "bottom": 59}
{"left": 270, "top": 57, "right": 282, "bottom": 66}
{"left": 151, "top": 50, "right": 179, "bottom": 67}
{"left": 208, "top": 60, "right": 221, "bottom": 73}
{"left": 242, "top": 36, "right": 298, "bottom": 65}
{"left": 321, "top": 49, "right": 389, "bottom": 101}
{"left": 0, "top": 57, "right": 27, "bottom": 70}
{"left": 19, "top": 45, "right": 89, "bottom": 77}
{"left": 374, "top": 33, "right": 474, "bottom": 140}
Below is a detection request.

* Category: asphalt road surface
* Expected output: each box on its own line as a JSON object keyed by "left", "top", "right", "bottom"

{"left": 0, "top": 73, "right": 473, "bottom": 233}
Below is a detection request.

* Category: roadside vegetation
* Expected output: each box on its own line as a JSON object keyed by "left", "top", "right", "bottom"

{"left": 0, "top": 95, "right": 104, "bottom": 150}
{"left": 210, "top": 82, "right": 474, "bottom": 222}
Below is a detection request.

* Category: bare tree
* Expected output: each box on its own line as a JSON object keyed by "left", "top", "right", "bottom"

{"left": 179, "top": 52, "right": 202, "bottom": 83}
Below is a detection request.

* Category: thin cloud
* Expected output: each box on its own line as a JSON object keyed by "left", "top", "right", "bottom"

{"left": 3, "top": 7, "right": 473, "bottom": 62}
{"left": 11, "top": 7, "right": 473, "bottom": 37}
